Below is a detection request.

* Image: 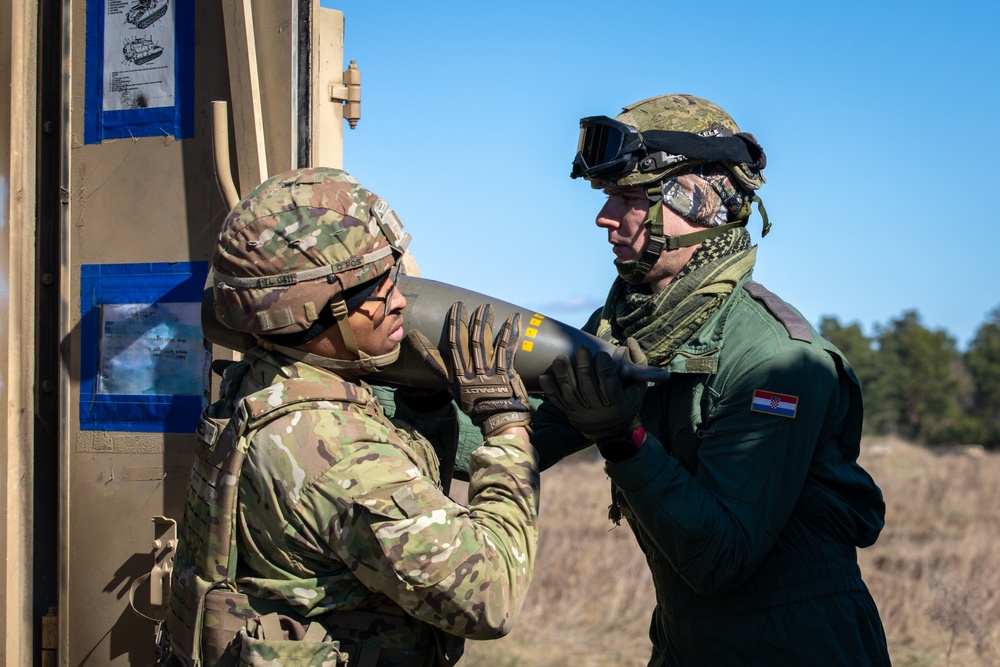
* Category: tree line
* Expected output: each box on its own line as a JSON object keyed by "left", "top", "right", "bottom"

{"left": 820, "top": 307, "right": 1000, "bottom": 448}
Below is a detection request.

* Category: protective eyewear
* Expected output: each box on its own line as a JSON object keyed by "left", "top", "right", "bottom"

{"left": 362, "top": 262, "right": 402, "bottom": 317}
{"left": 571, "top": 116, "right": 762, "bottom": 181}
{"left": 572, "top": 116, "right": 644, "bottom": 180}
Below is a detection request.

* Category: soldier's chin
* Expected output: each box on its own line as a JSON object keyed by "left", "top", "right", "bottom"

{"left": 615, "top": 260, "right": 639, "bottom": 285}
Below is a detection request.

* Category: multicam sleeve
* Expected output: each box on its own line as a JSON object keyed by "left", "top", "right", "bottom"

{"left": 299, "top": 413, "right": 540, "bottom": 639}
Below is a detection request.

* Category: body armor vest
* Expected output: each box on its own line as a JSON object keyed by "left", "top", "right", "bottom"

{"left": 159, "top": 362, "right": 439, "bottom": 666}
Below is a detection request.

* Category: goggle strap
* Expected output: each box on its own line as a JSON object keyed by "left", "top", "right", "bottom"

{"left": 640, "top": 130, "right": 755, "bottom": 168}
{"left": 574, "top": 117, "right": 766, "bottom": 181}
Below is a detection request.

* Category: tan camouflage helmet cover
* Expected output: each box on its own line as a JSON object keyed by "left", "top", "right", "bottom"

{"left": 597, "top": 93, "right": 765, "bottom": 192}
{"left": 212, "top": 167, "right": 410, "bottom": 336}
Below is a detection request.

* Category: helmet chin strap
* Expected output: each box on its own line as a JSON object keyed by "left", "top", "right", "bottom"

{"left": 256, "top": 296, "right": 401, "bottom": 374}
{"left": 617, "top": 184, "right": 769, "bottom": 284}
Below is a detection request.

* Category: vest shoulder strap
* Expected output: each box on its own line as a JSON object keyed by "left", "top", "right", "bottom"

{"left": 743, "top": 281, "right": 812, "bottom": 343}
{"left": 242, "top": 376, "right": 371, "bottom": 427}
{"left": 165, "top": 376, "right": 372, "bottom": 665}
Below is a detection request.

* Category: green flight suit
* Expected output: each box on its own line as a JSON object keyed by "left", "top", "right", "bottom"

{"left": 533, "top": 273, "right": 890, "bottom": 666}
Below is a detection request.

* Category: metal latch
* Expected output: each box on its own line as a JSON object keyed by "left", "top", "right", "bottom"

{"left": 127, "top": 515, "right": 178, "bottom": 624}
{"left": 150, "top": 515, "right": 178, "bottom": 607}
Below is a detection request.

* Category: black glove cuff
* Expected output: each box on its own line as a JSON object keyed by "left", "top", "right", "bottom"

{"left": 397, "top": 389, "right": 454, "bottom": 414}
{"left": 596, "top": 426, "right": 646, "bottom": 462}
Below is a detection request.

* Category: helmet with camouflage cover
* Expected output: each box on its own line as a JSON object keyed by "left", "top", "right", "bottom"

{"left": 573, "top": 94, "right": 766, "bottom": 192}
{"left": 211, "top": 167, "right": 410, "bottom": 371}
{"left": 571, "top": 94, "right": 769, "bottom": 284}
{"left": 606, "top": 94, "right": 764, "bottom": 191}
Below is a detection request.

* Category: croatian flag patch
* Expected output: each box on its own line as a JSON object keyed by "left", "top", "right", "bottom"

{"left": 751, "top": 389, "right": 799, "bottom": 418}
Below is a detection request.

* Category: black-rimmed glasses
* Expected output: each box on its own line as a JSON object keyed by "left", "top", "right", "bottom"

{"left": 362, "top": 263, "right": 402, "bottom": 316}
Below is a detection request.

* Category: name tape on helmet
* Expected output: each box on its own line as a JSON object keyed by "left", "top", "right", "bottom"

{"left": 215, "top": 245, "right": 399, "bottom": 291}
{"left": 255, "top": 274, "right": 299, "bottom": 288}
{"left": 332, "top": 257, "right": 364, "bottom": 272}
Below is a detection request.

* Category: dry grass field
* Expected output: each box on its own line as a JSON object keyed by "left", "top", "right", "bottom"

{"left": 456, "top": 437, "right": 1000, "bottom": 666}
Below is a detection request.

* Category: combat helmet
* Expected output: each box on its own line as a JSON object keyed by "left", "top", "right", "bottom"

{"left": 571, "top": 94, "right": 769, "bottom": 282}
{"left": 211, "top": 167, "right": 410, "bottom": 372}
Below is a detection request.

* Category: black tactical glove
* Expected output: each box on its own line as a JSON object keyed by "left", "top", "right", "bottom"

{"left": 539, "top": 338, "right": 647, "bottom": 443}
{"left": 406, "top": 302, "right": 531, "bottom": 438}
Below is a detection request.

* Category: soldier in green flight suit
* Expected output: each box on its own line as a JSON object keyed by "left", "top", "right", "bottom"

{"left": 535, "top": 94, "right": 891, "bottom": 665}
{"left": 159, "top": 167, "right": 539, "bottom": 667}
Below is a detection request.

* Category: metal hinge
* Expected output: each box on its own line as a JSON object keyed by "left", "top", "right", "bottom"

{"left": 329, "top": 60, "right": 361, "bottom": 128}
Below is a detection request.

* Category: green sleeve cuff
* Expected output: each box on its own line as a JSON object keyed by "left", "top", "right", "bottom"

{"left": 605, "top": 432, "right": 673, "bottom": 492}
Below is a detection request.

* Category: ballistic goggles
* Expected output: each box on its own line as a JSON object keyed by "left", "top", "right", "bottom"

{"left": 571, "top": 116, "right": 764, "bottom": 181}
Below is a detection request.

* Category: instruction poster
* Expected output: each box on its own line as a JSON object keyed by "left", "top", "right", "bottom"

{"left": 98, "top": 302, "right": 209, "bottom": 396}
{"left": 80, "top": 261, "right": 209, "bottom": 433}
{"left": 102, "top": 0, "right": 175, "bottom": 112}
{"left": 85, "top": 0, "right": 194, "bottom": 143}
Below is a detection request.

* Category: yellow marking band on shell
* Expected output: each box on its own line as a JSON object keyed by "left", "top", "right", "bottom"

{"left": 521, "top": 315, "right": 544, "bottom": 352}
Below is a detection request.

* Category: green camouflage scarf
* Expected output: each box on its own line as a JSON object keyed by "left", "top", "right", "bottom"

{"left": 596, "top": 228, "right": 756, "bottom": 366}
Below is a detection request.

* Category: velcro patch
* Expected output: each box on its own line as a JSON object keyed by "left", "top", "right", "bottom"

{"left": 391, "top": 486, "right": 421, "bottom": 518}
{"left": 685, "top": 358, "right": 716, "bottom": 373}
{"left": 750, "top": 389, "right": 798, "bottom": 418}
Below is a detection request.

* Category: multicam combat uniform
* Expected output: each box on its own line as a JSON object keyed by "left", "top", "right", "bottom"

{"left": 164, "top": 347, "right": 539, "bottom": 666}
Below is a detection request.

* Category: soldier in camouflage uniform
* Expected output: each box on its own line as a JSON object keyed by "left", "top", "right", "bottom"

{"left": 159, "top": 167, "right": 539, "bottom": 667}
{"left": 534, "top": 95, "right": 891, "bottom": 665}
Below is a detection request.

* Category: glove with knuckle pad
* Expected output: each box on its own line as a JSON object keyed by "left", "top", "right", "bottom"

{"left": 406, "top": 301, "right": 531, "bottom": 438}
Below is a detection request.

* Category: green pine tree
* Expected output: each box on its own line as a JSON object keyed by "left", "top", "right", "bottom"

{"left": 965, "top": 306, "right": 1000, "bottom": 448}
{"left": 875, "top": 311, "right": 965, "bottom": 445}
{"left": 819, "top": 316, "right": 889, "bottom": 436}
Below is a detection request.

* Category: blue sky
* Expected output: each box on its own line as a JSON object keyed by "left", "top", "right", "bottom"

{"left": 327, "top": 1, "right": 1000, "bottom": 350}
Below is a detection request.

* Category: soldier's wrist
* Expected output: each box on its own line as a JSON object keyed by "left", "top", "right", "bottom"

{"left": 480, "top": 410, "right": 532, "bottom": 439}
{"left": 596, "top": 426, "right": 646, "bottom": 462}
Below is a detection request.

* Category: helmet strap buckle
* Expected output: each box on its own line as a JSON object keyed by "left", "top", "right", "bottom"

{"left": 630, "top": 181, "right": 763, "bottom": 281}
{"left": 329, "top": 297, "right": 362, "bottom": 360}
{"left": 622, "top": 193, "right": 668, "bottom": 284}
{"left": 260, "top": 294, "right": 402, "bottom": 374}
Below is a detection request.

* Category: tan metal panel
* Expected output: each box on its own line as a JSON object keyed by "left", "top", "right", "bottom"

{"left": 312, "top": 5, "right": 346, "bottom": 168}
{"left": 251, "top": 1, "right": 295, "bottom": 175}
{"left": 59, "top": 1, "right": 349, "bottom": 663}
{"left": 63, "top": 0, "right": 232, "bottom": 662}
{"left": 1, "top": 1, "right": 39, "bottom": 664}
{"left": 50, "top": 1, "right": 347, "bottom": 663}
